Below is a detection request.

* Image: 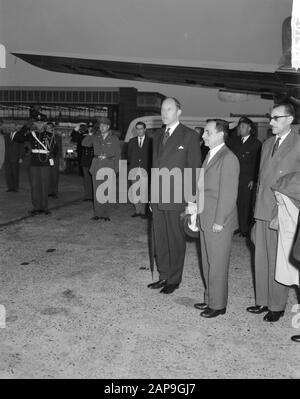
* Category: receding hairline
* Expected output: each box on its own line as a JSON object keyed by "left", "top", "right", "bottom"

{"left": 162, "top": 97, "right": 182, "bottom": 110}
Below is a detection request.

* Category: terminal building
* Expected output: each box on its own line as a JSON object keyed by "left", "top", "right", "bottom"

{"left": 0, "top": 86, "right": 165, "bottom": 139}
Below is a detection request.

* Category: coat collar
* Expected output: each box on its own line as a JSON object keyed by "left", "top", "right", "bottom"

{"left": 203, "top": 144, "right": 228, "bottom": 171}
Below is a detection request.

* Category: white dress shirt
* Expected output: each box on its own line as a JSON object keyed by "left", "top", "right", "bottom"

{"left": 138, "top": 135, "right": 145, "bottom": 147}
{"left": 241, "top": 135, "right": 250, "bottom": 144}
{"left": 165, "top": 121, "right": 180, "bottom": 137}
{"left": 207, "top": 143, "right": 225, "bottom": 164}
{"left": 277, "top": 129, "right": 291, "bottom": 147}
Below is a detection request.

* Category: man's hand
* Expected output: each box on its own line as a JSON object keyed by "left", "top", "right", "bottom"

{"left": 212, "top": 223, "right": 223, "bottom": 233}
{"left": 248, "top": 180, "right": 254, "bottom": 190}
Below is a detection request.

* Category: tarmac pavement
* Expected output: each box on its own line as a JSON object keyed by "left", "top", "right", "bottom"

{"left": 0, "top": 162, "right": 300, "bottom": 379}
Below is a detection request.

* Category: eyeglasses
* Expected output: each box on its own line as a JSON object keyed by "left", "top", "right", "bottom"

{"left": 268, "top": 115, "right": 290, "bottom": 122}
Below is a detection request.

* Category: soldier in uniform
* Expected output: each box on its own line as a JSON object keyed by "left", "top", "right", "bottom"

{"left": 82, "top": 116, "right": 121, "bottom": 221}
{"left": 12, "top": 114, "right": 58, "bottom": 215}
{"left": 81, "top": 122, "right": 94, "bottom": 201}
{"left": 229, "top": 117, "right": 261, "bottom": 236}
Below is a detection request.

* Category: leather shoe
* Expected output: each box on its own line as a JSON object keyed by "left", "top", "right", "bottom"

{"left": 200, "top": 307, "right": 226, "bottom": 318}
{"left": 131, "top": 213, "right": 140, "bottom": 218}
{"left": 100, "top": 217, "right": 110, "bottom": 221}
{"left": 263, "top": 310, "right": 284, "bottom": 322}
{"left": 247, "top": 305, "right": 268, "bottom": 314}
{"left": 291, "top": 335, "right": 300, "bottom": 342}
{"left": 194, "top": 302, "right": 208, "bottom": 310}
{"left": 160, "top": 284, "right": 179, "bottom": 294}
{"left": 28, "top": 209, "right": 40, "bottom": 216}
{"left": 43, "top": 210, "right": 52, "bottom": 215}
{"left": 147, "top": 279, "right": 167, "bottom": 289}
{"left": 91, "top": 216, "right": 100, "bottom": 220}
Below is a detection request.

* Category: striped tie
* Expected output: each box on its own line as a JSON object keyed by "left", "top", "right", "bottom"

{"left": 162, "top": 128, "right": 170, "bottom": 146}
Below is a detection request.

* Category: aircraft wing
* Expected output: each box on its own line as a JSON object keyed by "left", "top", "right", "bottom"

{"left": 11, "top": 51, "right": 300, "bottom": 100}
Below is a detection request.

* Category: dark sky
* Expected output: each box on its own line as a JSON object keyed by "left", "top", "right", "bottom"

{"left": 0, "top": 0, "right": 293, "bottom": 116}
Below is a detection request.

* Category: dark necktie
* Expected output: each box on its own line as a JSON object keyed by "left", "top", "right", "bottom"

{"left": 241, "top": 137, "right": 244, "bottom": 144}
{"left": 162, "top": 128, "right": 170, "bottom": 146}
{"left": 139, "top": 137, "right": 142, "bottom": 148}
{"left": 271, "top": 137, "right": 281, "bottom": 157}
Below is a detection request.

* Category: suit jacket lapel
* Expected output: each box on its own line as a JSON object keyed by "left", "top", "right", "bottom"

{"left": 159, "top": 124, "right": 182, "bottom": 158}
{"left": 275, "top": 132, "right": 294, "bottom": 158}
{"left": 204, "top": 145, "right": 227, "bottom": 173}
{"left": 261, "top": 132, "right": 295, "bottom": 176}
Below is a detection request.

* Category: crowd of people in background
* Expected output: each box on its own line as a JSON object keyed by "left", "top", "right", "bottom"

{"left": 1, "top": 98, "right": 300, "bottom": 343}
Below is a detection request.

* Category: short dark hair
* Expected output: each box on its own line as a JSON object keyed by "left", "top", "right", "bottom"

{"left": 272, "top": 102, "right": 295, "bottom": 121}
{"left": 238, "top": 116, "right": 256, "bottom": 135}
{"left": 135, "top": 121, "right": 146, "bottom": 129}
{"left": 206, "top": 119, "right": 229, "bottom": 139}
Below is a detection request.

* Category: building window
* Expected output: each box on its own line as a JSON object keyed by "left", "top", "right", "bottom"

{"left": 21, "top": 91, "right": 27, "bottom": 102}
{"left": 86, "top": 91, "right": 92, "bottom": 103}
{"left": 92, "top": 92, "right": 98, "bottom": 103}
{"left": 99, "top": 92, "right": 105, "bottom": 103}
{"left": 66, "top": 91, "right": 72, "bottom": 103}
{"left": 53, "top": 91, "right": 59, "bottom": 102}
{"left": 79, "top": 91, "right": 85, "bottom": 103}
{"left": 40, "top": 91, "right": 46, "bottom": 102}
{"left": 73, "top": 92, "right": 78, "bottom": 103}
{"left": 59, "top": 91, "right": 65, "bottom": 103}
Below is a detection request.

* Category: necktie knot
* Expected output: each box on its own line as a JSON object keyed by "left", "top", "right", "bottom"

{"left": 163, "top": 128, "right": 170, "bottom": 146}
{"left": 272, "top": 137, "right": 281, "bottom": 157}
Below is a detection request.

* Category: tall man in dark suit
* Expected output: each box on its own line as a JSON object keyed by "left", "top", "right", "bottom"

{"left": 248, "top": 103, "right": 300, "bottom": 322}
{"left": 127, "top": 121, "right": 152, "bottom": 217}
{"left": 194, "top": 119, "right": 240, "bottom": 318}
{"left": 230, "top": 117, "right": 261, "bottom": 236}
{"left": 147, "top": 97, "right": 202, "bottom": 294}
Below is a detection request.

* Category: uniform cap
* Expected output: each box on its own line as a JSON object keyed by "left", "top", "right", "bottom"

{"left": 238, "top": 116, "right": 254, "bottom": 127}
{"left": 33, "top": 113, "right": 47, "bottom": 121}
{"left": 97, "top": 116, "right": 111, "bottom": 126}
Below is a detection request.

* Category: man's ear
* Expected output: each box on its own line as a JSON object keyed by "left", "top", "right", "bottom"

{"left": 177, "top": 109, "right": 182, "bottom": 118}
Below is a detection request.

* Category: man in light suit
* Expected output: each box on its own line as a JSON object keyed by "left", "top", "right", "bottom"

{"left": 147, "top": 97, "right": 202, "bottom": 294}
{"left": 127, "top": 121, "right": 152, "bottom": 218}
{"left": 194, "top": 119, "right": 239, "bottom": 318}
{"left": 248, "top": 103, "right": 300, "bottom": 322}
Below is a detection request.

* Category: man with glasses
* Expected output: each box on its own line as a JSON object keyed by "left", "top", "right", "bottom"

{"left": 247, "top": 103, "right": 300, "bottom": 322}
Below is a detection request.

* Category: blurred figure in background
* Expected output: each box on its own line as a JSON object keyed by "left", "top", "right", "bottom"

{"left": 2, "top": 121, "right": 23, "bottom": 192}
{"left": 70, "top": 123, "right": 87, "bottom": 176}
{"left": 47, "top": 122, "right": 62, "bottom": 198}
{"left": 230, "top": 117, "right": 261, "bottom": 237}
{"left": 0, "top": 119, "right": 4, "bottom": 169}
{"left": 81, "top": 121, "right": 94, "bottom": 201}
{"left": 194, "top": 126, "right": 208, "bottom": 163}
